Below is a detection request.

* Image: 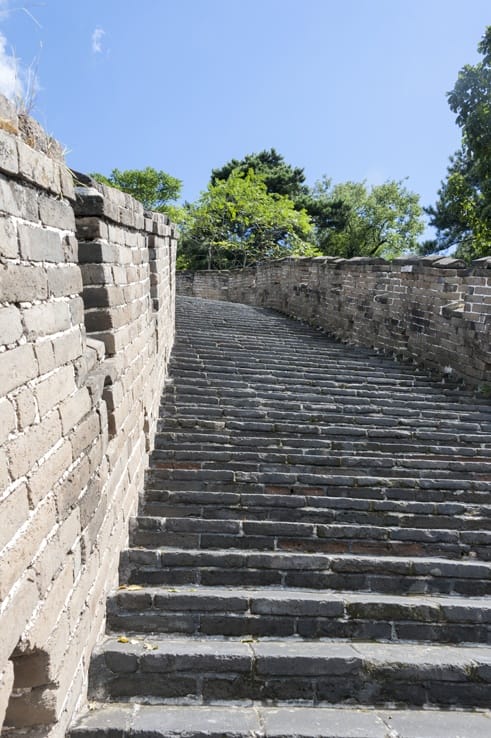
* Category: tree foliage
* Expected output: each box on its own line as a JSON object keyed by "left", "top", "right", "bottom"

{"left": 311, "top": 178, "right": 424, "bottom": 258}
{"left": 211, "top": 148, "right": 308, "bottom": 200}
{"left": 178, "top": 169, "right": 316, "bottom": 270}
{"left": 210, "top": 150, "right": 347, "bottom": 246}
{"left": 427, "top": 26, "right": 491, "bottom": 260}
{"left": 203, "top": 150, "right": 424, "bottom": 265}
{"left": 91, "top": 166, "right": 182, "bottom": 214}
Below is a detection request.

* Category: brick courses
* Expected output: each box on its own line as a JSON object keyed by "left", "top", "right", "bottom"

{"left": 0, "top": 95, "right": 175, "bottom": 736}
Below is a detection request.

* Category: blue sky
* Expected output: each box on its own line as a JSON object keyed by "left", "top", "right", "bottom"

{"left": 0, "top": 0, "right": 490, "bottom": 219}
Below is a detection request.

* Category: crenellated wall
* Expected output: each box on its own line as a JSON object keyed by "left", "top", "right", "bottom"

{"left": 177, "top": 255, "right": 491, "bottom": 388}
{"left": 0, "top": 96, "right": 176, "bottom": 736}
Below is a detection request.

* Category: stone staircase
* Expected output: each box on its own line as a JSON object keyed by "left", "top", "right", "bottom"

{"left": 70, "top": 296, "right": 491, "bottom": 737}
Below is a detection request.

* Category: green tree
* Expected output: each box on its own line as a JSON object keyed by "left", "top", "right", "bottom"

{"left": 211, "top": 148, "right": 308, "bottom": 200}
{"left": 210, "top": 150, "right": 422, "bottom": 259}
{"left": 310, "top": 178, "right": 424, "bottom": 258}
{"left": 427, "top": 26, "right": 491, "bottom": 260}
{"left": 178, "top": 169, "right": 316, "bottom": 270}
{"left": 91, "top": 167, "right": 182, "bottom": 214}
{"left": 211, "top": 150, "right": 343, "bottom": 240}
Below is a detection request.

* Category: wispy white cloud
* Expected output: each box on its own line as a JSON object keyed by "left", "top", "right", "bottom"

{"left": 0, "top": 1, "right": 41, "bottom": 26}
{"left": 91, "top": 27, "right": 105, "bottom": 54}
{"left": 0, "top": 31, "right": 22, "bottom": 100}
{"left": 0, "top": 2, "right": 42, "bottom": 105}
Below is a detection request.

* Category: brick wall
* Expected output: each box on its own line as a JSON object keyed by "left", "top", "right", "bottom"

{"left": 0, "top": 96, "right": 176, "bottom": 735}
{"left": 177, "top": 255, "right": 491, "bottom": 387}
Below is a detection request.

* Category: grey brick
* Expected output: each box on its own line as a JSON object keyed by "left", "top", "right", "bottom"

{"left": 18, "top": 222, "right": 64, "bottom": 262}
{"left": 0, "top": 343, "right": 38, "bottom": 395}
{"left": 0, "top": 262, "right": 49, "bottom": 302}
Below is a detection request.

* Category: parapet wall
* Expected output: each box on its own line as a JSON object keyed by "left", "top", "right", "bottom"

{"left": 177, "top": 255, "right": 491, "bottom": 388}
{"left": 0, "top": 96, "right": 176, "bottom": 736}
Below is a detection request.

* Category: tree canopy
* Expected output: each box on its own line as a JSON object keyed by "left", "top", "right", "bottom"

{"left": 178, "top": 169, "right": 316, "bottom": 270}
{"left": 427, "top": 26, "right": 491, "bottom": 260}
{"left": 311, "top": 178, "right": 424, "bottom": 258}
{"left": 91, "top": 167, "right": 182, "bottom": 213}
{"left": 209, "top": 150, "right": 423, "bottom": 258}
{"left": 211, "top": 149, "right": 308, "bottom": 200}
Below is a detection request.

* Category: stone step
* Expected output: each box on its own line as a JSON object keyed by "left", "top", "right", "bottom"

{"left": 169, "top": 353, "right": 454, "bottom": 381}
{"left": 164, "top": 363, "right": 489, "bottom": 394}
{"left": 140, "top": 500, "right": 491, "bottom": 531}
{"left": 145, "top": 469, "right": 491, "bottom": 507}
{"left": 166, "top": 364, "right": 489, "bottom": 396}
{"left": 166, "top": 388, "right": 488, "bottom": 419}
{"left": 150, "top": 445, "right": 491, "bottom": 464}
{"left": 146, "top": 464, "right": 491, "bottom": 487}
{"left": 156, "top": 417, "right": 491, "bottom": 440}
{"left": 141, "top": 495, "right": 491, "bottom": 531}
{"left": 120, "top": 549, "right": 491, "bottom": 596}
{"left": 154, "top": 433, "right": 491, "bottom": 457}
{"left": 168, "top": 382, "right": 490, "bottom": 412}
{"left": 156, "top": 417, "right": 491, "bottom": 447}
{"left": 129, "top": 514, "right": 491, "bottom": 559}
{"left": 167, "top": 405, "right": 488, "bottom": 430}
{"left": 171, "top": 342, "right": 419, "bottom": 359}
{"left": 166, "top": 372, "right": 446, "bottom": 393}
{"left": 169, "top": 351, "right": 426, "bottom": 371}
{"left": 146, "top": 484, "right": 491, "bottom": 508}
{"left": 169, "top": 362, "right": 430, "bottom": 382}
{"left": 88, "top": 636, "right": 491, "bottom": 708}
{"left": 168, "top": 362, "right": 452, "bottom": 386}
{"left": 106, "top": 585, "right": 491, "bottom": 644}
{"left": 148, "top": 449, "right": 491, "bottom": 477}
{"left": 68, "top": 702, "right": 491, "bottom": 738}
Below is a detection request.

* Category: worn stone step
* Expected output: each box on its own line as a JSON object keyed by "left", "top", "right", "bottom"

{"left": 68, "top": 702, "right": 491, "bottom": 738}
{"left": 161, "top": 388, "right": 491, "bottom": 419}
{"left": 167, "top": 372, "right": 487, "bottom": 405}
{"left": 165, "top": 375, "right": 441, "bottom": 396}
{"left": 150, "top": 444, "right": 491, "bottom": 467}
{"left": 106, "top": 585, "right": 491, "bottom": 644}
{"left": 129, "top": 514, "right": 490, "bottom": 559}
{"left": 157, "top": 425, "right": 491, "bottom": 452}
{"left": 148, "top": 450, "right": 491, "bottom": 478}
{"left": 144, "top": 471, "right": 491, "bottom": 506}
{"left": 167, "top": 390, "right": 488, "bottom": 420}
{"left": 146, "top": 465, "right": 491, "bottom": 486}
{"left": 145, "top": 482, "right": 491, "bottom": 507}
{"left": 170, "top": 374, "right": 483, "bottom": 407}
{"left": 169, "top": 370, "right": 462, "bottom": 398}
{"left": 88, "top": 636, "right": 491, "bottom": 708}
{"left": 167, "top": 359, "right": 462, "bottom": 384}
{"left": 120, "top": 549, "right": 491, "bottom": 596}
{"left": 154, "top": 433, "right": 491, "bottom": 457}
{"left": 163, "top": 390, "right": 489, "bottom": 422}
{"left": 156, "top": 417, "right": 491, "bottom": 447}
{"left": 169, "top": 358, "right": 428, "bottom": 380}
{"left": 141, "top": 490, "right": 491, "bottom": 531}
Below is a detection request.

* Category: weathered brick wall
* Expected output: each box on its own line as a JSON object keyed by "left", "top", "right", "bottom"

{"left": 0, "top": 96, "right": 176, "bottom": 736}
{"left": 177, "top": 255, "right": 491, "bottom": 387}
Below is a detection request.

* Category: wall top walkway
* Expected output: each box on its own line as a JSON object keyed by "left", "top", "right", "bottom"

{"left": 177, "top": 255, "right": 491, "bottom": 389}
